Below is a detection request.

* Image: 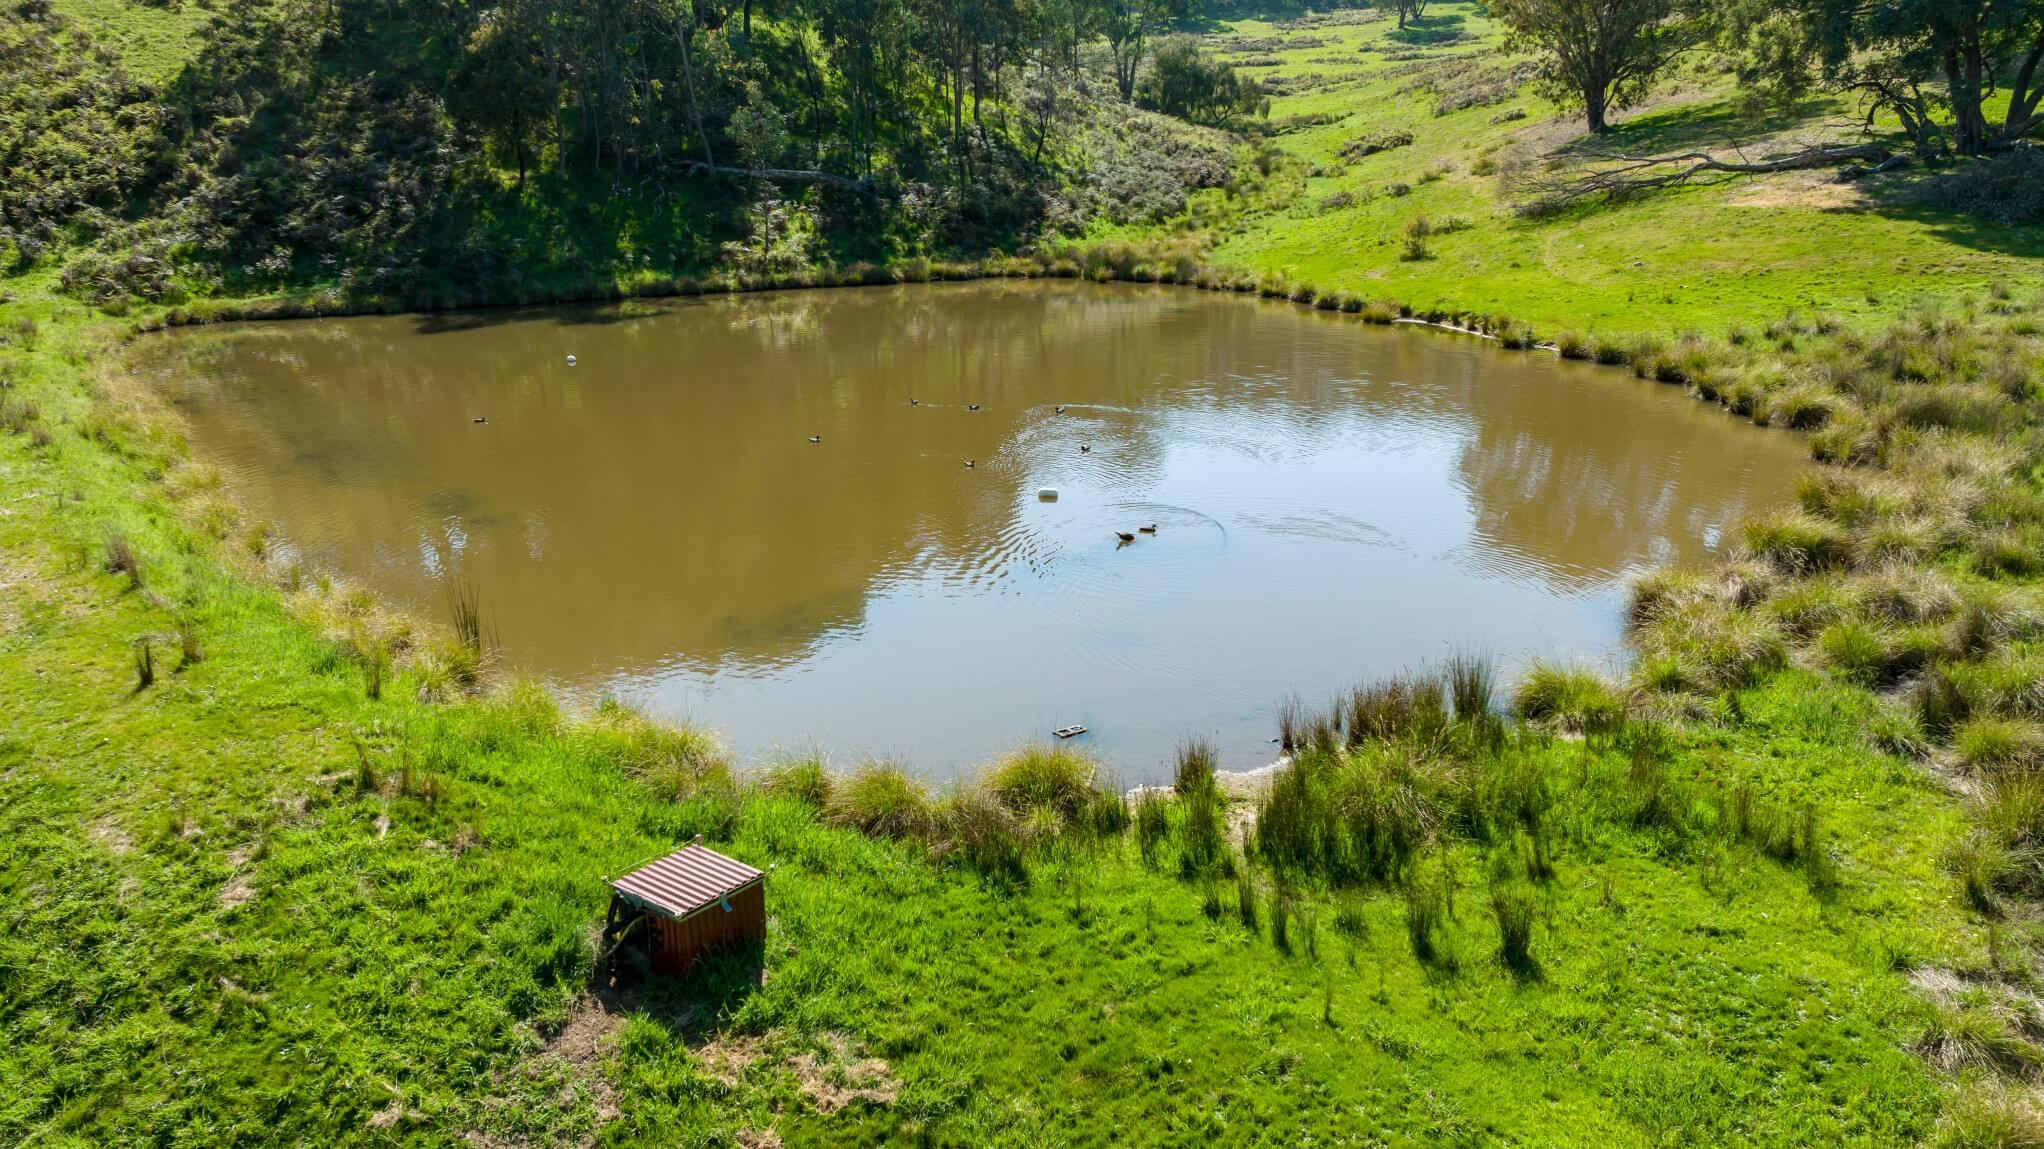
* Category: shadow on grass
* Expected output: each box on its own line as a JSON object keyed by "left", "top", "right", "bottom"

{"left": 598, "top": 938, "right": 765, "bottom": 1045}
{"left": 1843, "top": 176, "right": 2044, "bottom": 260}
{"left": 1554, "top": 93, "right": 1842, "bottom": 158}
{"left": 1387, "top": 14, "right": 1468, "bottom": 45}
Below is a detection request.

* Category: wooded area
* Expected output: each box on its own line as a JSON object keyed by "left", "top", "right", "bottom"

{"left": 2, "top": 0, "right": 2040, "bottom": 304}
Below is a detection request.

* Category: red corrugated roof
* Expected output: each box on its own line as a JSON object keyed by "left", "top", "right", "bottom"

{"left": 610, "top": 844, "right": 764, "bottom": 920}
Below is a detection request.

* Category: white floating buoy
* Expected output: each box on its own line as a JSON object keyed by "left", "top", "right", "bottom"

{"left": 566, "top": 354, "right": 578, "bottom": 366}
{"left": 1037, "top": 488, "right": 1059, "bottom": 501}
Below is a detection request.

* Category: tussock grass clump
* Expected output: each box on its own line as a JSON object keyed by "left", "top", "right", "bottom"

{"left": 1490, "top": 884, "right": 1538, "bottom": 974}
{"left": 1590, "top": 336, "right": 1631, "bottom": 366}
{"left": 1269, "top": 884, "right": 1292, "bottom": 952}
{"left": 1626, "top": 569, "right": 1714, "bottom": 627}
{"left": 1762, "top": 383, "right": 1836, "bottom": 429}
{"left": 1276, "top": 694, "right": 1306, "bottom": 753}
{"left": 1948, "top": 587, "right": 2044, "bottom": 659}
{"left": 1930, "top": 1085, "right": 2044, "bottom": 1149}
{"left": 1555, "top": 330, "right": 1591, "bottom": 359}
{"left": 938, "top": 789, "right": 1027, "bottom": 884}
{"left": 1633, "top": 600, "right": 1789, "bottom": 693}
{"left": 1956, "top": 717, "right": 2044, "bottom": 773}
{"left": 1621, "top": 723, "right": 1689, "bottom": 833}
{"left": 1817, "top": 618, "right": 1934, "bottom": 686}
{"left": 985, "top": 744, "right": 1101, "bottom": 820}
{"left": 1916, "top": 1003, "right": 2043, "bottom": 1077}
{"left": 133, "top": 637, "right": 155, "bottom": 690}
{"left": 103, "top": 530, "right": 143, "bottom": 589}
{"left": 1512, "top": 662, "right": 1623, "bottom": 735}
{"left": 1333, "top": 895, "right": 1367, "bottom": 938}
{"left": 1135, "top": 790, "right": 1170, "bottom": 866}
{"left": 1255, "top": 745, "right": 1440, "bottom": 885}
{"left": 760, "top": 757, "right": 834, "bottom": 808}
{"left": 1445, "top": 653, "right": 1495, "bottom": 722}
{"left": 593, "top": 699, "right": 731, "bottom": 800}
{"left": 1975, "top": 772, "right": 2044, "bottom": 854}
{"left": 828, "top": 763, "right": 935, "bottom": 840}
{"left": 362, "top": 641, "right": 389, "bottom": 700}
{"left": 1403, "top": 880, "right": 1443, "bottom": 963}
{"left": 1945, "top": 649, "right": 2044, "bottom": 718}
{"left": 1346, "top": 673, "right": 1449, "bottom": 746}
{"left": 1797, "top": 469, "right": 1911, "bottom": 527}
{"left": 1178, "top": 777, "right": 1228, "bottom": 876}
{"left": 1854, "top": 568, "right": 1962, "bottom": 625}
{"left": 1950, "top": 828, "right": 2017, "bottom": 913}
{"left": 1741, "top": 510, "right": 1853, "bottom": 572}
{"left": 1972, "top": 528, "right": 2044, "bottom": 577}
{"left": 1769, "top": 578, "right": 1856, "bottom": 638}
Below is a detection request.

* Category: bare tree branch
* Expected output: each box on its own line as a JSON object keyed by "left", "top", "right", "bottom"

{"left": 680, "top": 162, "right": 877, "bottom": 193}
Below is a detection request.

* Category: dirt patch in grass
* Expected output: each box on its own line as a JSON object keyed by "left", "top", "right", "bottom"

{"left": 695, "top": 1031, "right": 766, "bottom": 1086}
{"left": 218, "top": 873, "right": 256, "bottom": 910}
{"left": 547, "top": 994, "right": 628, "bottom": 1073}
{"left": 1729, "top": 172, "right": 1870, "bottom": 211}
{"left": 789, "top": 1032, "right": 899, "bottom": 1114}
{"left": 0, "top": 557, "right": 26, "bottom": 634}
{"left": 461, "top": 993, "right": 626, "bottom": 1146}
{"left": 90, "top": 815, "right": 133, "bottom": 855}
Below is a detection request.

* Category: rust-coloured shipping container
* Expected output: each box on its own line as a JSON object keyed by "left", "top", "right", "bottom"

{"left": 605, "top": 843, "right": 766, "bottom": 977}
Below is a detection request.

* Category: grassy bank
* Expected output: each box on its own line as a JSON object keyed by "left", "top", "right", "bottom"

{"left": 1171, "top": 6, "right": 2043, "bottom": 334}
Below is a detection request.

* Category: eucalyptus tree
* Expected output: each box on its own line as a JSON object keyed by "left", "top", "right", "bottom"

{"left": 1783, "top": 0, "right": 2044, "bottom": 154}
{"left": 1490, "top": 0, "right": 1701, "bottom": 132}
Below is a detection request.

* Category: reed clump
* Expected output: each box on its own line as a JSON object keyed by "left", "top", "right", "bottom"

{"left": 1173, "top": 737, "right": 1219, "bottom": 796}
{"left": 103, "top": 530, "right": 144, "bottom": 589}
{"left": 1489, "top": 883, "right": 1538, "bottom": 974}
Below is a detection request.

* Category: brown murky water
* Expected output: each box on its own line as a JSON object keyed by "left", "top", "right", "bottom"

{"left": 156, "top": 281, "right": 1805, "bottom": 779}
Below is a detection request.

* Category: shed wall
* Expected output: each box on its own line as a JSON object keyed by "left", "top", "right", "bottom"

{"left": 648, "top": 881, "right": 765, "bottom": 975}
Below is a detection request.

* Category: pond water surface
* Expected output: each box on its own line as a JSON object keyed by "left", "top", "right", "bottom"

{"left": 157, "top": 281, "right": 1806, "bottom": 781}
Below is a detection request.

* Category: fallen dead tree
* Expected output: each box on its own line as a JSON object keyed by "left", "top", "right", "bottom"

{"left": 680, "top": 162, "right": 876, "bottom": 194}
{"left": 1513, "top": 143, "right": 1893, "bottom": 213}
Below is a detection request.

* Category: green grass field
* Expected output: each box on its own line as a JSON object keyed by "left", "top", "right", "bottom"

{"left": 1152, "top": 6, "right": 2044, "bottom": 334}
{"left": 7, "top": 1, "right": 2044, "bottom": 1146}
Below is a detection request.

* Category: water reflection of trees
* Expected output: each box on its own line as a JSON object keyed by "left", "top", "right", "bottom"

{"left": 1445, "top": 349, "right": 1806, "bottom": 591}
{"left": 161, "top": 282, "right": 1802, "bottom": 677}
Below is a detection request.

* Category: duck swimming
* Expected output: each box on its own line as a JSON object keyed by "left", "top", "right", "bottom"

{"left": 1080, "top": 445, "right": 1091, "bottom": 454}
{"left": 808, "top": 435, "right": 821, "bottom": 444}
{"left": 472, "top": 416, "right": 487, "bottom": 424}
{"left": 1138, "top": 524, "right": 1157, "bottom": 534}
{"left": 1055, "top": 405, "right": 1066, "bottom": 414}
{"left": 1116, "top": 531, "right": 1136, "bottom": 543}
{"left": 964, "top": 459, "right": 976, "bottom": 469}
{"left": 968, "top": 403, "right": 982, "bottom": 411}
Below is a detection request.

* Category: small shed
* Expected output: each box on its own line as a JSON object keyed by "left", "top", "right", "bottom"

{"left": 604, "top": 843, "right": 766, "bottom": 977}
